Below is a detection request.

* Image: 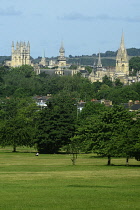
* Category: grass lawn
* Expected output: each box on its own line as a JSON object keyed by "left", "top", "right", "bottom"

{"left": 0, "top": 147, "right": 140, "bottom": 210}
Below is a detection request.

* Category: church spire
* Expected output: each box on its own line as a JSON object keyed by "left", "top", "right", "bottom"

{"left": 43, "top": 49, "right": 45, "bottom": 58}
{"left": 97, "top": 52, "right": 102, "bottom": 68}
{"left": 120, "top": 31, "right": 125, "bottom": 50}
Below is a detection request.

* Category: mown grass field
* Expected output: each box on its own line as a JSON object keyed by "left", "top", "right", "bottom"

{"left": 0, "top": 147, "right": 140, "bottom": 210}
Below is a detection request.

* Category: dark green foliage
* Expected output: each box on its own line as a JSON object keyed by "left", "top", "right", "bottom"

{"left": 70, "top": 105, "right": 140, "bottom": 164}
{"left": 129, "top": 56, "right": 140, "bottom": 75}
{"left": 102, "top": 75, "right": 113, "bottom": 87}
{"left": 0, "top": 64, "right": 140, "bottom": 158}
{"left": 0, "top": 97, "right": 38, "bottom": 151}
{"left": 85, "top": 66, "right": 93, "bottom": 74}
{"left": 127, "top": 48, "right": 140, "bottom": 56}
{"left": 69, "top": 64, "right": 78, "bottom": 70}
{"left": 114, "top": 78, "right": 123, "bottom": 87}
{"left": 96, "top": 84, "right": 140, "bottom": 104}
{"left": 100, "top": 51, "right": 117, "bottom": 57}
{"left": 35, "top": 93, "right": 76, "bottom": 154}
{"left": 78, "top": 102, "right": 108, "bottom": 121}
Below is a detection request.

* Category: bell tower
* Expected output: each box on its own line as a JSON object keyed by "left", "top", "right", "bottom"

{"left": 57, "top": 42, "right": 66, "bottom": 67}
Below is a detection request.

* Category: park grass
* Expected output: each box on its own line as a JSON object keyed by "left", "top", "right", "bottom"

{"left": 0, "top": 147, "right": 140, "bottom": 210}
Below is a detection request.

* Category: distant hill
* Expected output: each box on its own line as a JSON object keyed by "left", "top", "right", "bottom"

{"left": 1, "top": 48, "right": 140, "bottom": 67}
{"left": 0, "top": 56, "right": 11, "bottom": 65}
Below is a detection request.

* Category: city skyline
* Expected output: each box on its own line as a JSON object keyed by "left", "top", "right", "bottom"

{"left": 0, "top": 0, "right": 140, "bottom": 58}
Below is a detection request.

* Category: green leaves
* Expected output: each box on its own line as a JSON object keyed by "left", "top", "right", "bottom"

{"left": 70, "top": 105, "right": 140, "bottom": 164}
{"left": 0, "top": 97, "right": 38, "bottom": 151}
{"left": 35, "top": 93, "right": 76, "bottom": 154}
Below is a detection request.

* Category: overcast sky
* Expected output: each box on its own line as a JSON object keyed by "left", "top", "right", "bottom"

{"left": 0, "top": 0, "right": 140, "bottom": 58}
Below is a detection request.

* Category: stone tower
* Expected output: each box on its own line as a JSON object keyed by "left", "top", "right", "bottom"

{"left": 116, "top": 32, "right": 129, "bottom": 76}
{"left": 11, "top": 41, "right": 31, "bottom": 67}
{"left": 39, "top": 50, "right": 47, "bottom": 67}
{"left": 57, "top": 42, "right": 66, "bottom": 67}
{"left": 89, "top": 52, "right": 107, "bottom": 82}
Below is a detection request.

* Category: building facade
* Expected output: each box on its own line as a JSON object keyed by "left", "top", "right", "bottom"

{"left": 10, "top": 41, "right": 31, "bottom": 67}
{"left": 57, "top": 42, "right": 67, "bottom": 68}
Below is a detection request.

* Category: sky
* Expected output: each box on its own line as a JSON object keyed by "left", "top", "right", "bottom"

{"left": 0, "top": 0, "right": 140, "bottom": 58}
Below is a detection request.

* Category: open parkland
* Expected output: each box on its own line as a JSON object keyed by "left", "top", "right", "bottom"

{"left": 0, "top": 147, "right": 140, "bottom": 210}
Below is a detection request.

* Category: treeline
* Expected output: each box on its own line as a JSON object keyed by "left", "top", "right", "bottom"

{"left": 0, "top": 65, "right": 140, "bottom": 103}
{"left": 0, "top": 56, "right": 11, "bottom": 65}
{"left": 0, "top": 65, "right": 140, "bottom": 164}
{"left": 67, "top": 57, "right": 116, "bottom": 67}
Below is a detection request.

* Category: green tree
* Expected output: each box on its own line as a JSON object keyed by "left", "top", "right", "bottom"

{"left": 114, "top": 78, "right": 123, "bottom": 87}
{"left": 119, "top": 117, "right": 140, "bottom": 163}
{"left": 78, "top": 101, "right": 108, "bottom": 121}
{"left": 0, "top": 97, "right": 38, "bottom": 152}
{"left": 35, "top": 93, "right": 77, "bottom": 154}
{"left": 69, "top": 65, "right": 78, "bottom": 70}
{"left": 129, "top": 56, "right": 140, "bottom": 76}
{"left": 85, "top": 66, "right": 93, "bottom": 74}
{"left": 71, "top": 106, "right": 135, "bottom": 165}
{"left": 102, "top": 75, "right": 113, "bottom": 87}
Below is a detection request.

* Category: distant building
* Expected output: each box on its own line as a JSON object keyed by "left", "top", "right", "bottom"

{"left": 89, "top": 32, "right": 140, "bottom": 84}
{"left": 4, "top": 34, "right": 140, "bottom": 84}
{"left": 57, "top": 42, "right": 67, "bottom": 68}
{"left": 116, "top": 32, "right": 129, "bottom": 76}
{"left": 89, "top": 52, "right": 108, "bottom": 82}
{"left": 48, "top": 59, "right": 56, "bottom": 68}
{"left": 40, "top": 42, "right": 79, "bottom": 76}
{"left": 39, "top": 51, "right": 48, "bottom": 67}
{"left": 5, "top": 41, "right": 31, "bottom": 67}
{"left": 33, "top": 95, "right": 51, "bottom": 109}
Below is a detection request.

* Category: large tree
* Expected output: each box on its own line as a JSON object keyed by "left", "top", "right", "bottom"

{"left": 70, "top": 105, "right": 137, "bottom": 165}
{"left": 35, "top": 93, "right": 77, "bottom": 154}
{"left": 0, "top": 97, "right": 38, "bottom": 152}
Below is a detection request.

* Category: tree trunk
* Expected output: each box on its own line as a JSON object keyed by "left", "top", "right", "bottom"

{"left": 107, "top": 156, "right": 111, "bottom": 165}
{"left": 13, "top": 145, "right": 17, "bottom": 152}
{"left": 71, "top": 153, "right": 76, "bottom": 165}
{"left": 126, "top": 157, "right": 129, "bottom": 166}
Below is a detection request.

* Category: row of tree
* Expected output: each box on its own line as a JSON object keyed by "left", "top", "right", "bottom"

{"left": 0, "top": 65, "right": 140, "bottom": 165}
{"left": 0, "top": 95, "right": 140, "bottom": 165}
{"left": 0, "top": 65, "right": 140, "bottom": 104}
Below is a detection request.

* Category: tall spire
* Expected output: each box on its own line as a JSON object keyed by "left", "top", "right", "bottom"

{"left": 43, "top": 49, "right": 45, "bottom": 58}
{"left": 59, "top": 41, "right": 65, "bottom": 53}
{"left": 97, "top": 52, "right": 102, "bottom": 68}
{"left": 120, "top": 31, "right": 125, "bottom": 50}
{"left": 16, "top": 41, "right": 19, "bottom": 49}
{"left": 27, "top": 41, "right": 30, "bottom": 47}
{"left": 12, "top": 41, "right": 14, "bottom": 54}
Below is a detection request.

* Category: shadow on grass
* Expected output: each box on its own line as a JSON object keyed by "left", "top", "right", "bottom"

{"left": 0, "top": 151, "right": 36, "bottom": 154}
{"left": 67, "top": 185, "right": 115, "bottom": 188}
{"left": 109, "top": 164, "right": 140, "bottom": 167}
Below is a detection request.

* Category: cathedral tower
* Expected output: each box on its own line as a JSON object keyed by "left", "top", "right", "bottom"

{"left": 116, "top": 32, "right": 129, "bottom": 76}
{"left": 11, "top": 41, "right": 31, "bottom": 67}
